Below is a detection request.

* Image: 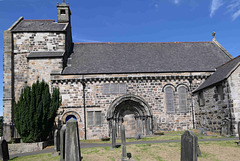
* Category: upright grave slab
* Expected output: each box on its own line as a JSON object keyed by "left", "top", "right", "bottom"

{"left": 60, "top": 125, "right": 66, "bottom": 161}
{"left": 0, "top": 140, "right": 9, "bottom": 161}
{"left": 121, "top": 124, "right": 128, "bottom": 161}
{"left": 65, "top": 118, "right": 82, "bottom": 161}
{"left": 54, "top": 128, "right": 60, "bottom": 152}
{"left": 181, "top": 130, "right": 198, "bottom": 161}
{"left": 112, "top": 123, "right": 116, "bottom": 148}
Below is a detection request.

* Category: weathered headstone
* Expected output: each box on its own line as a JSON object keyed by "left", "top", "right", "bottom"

{"left": 181, "top": 130, "right": 198, "bottom": 161}
{"left": 0, "top": 140, "right": 9, "bottom": 161}
{"left": 121, "top": 124, "right": 128, "bottom": 161}
{"left": 60, "top": 124, "right": 66, "bottom": 161}
{"left": 238, "top": 121, "right": 240, "bottom": 140}
{"left": 112, "top": 123, "right": 116, "bottom": 148}
{"left": 54, "top": 129, "right": 60, "bottom": 152}
{"left": 65, "top": 118, "right": 82, "bottom": 161}
{"left": 198, "top": 128, "right": 205, "bottom": 135}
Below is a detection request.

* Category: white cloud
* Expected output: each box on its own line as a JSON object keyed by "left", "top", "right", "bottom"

{"left": 227, "top": 0, "right": 240, "bottom": 20}
{"left": 210, "top": 0, "right": 224, "bottom": 18}
{"left": 174, "top": 0, "right": 180, "bottom": 4}
{"left": 232, "top": 9, "right": 240, "bottom": 20}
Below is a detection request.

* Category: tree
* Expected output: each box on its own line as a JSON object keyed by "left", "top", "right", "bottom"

{"left": 14, "top": 80, "right": 61, "bottom": 142}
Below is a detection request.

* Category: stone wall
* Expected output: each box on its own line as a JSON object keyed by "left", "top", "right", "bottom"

{"left": 228, "top": 65, "right": 240, "bottom": 136}
{"left": 52, "top": 72, "right": 209, "bottom": 139}
{"left": 13, "top": 32, "right": 65, "bottom": 100}
{"left": 194, "top": 81, "right": 234, "bottom": 135}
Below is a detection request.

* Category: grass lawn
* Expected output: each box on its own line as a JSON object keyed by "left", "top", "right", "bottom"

{"left": 80, "top": 129, "right": 224, "bottom": 144}
{"left": 10, "top": 140, "right": 240, "bottom": 161}
{"left": 10, "top": 130, "right": 238, "bottom": 161}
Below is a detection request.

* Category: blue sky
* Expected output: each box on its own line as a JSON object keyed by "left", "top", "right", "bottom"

{"left": 0, "top": 0, "right": 240, "bottom": 116}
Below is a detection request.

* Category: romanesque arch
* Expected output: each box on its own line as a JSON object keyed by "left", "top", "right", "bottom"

{"left": 61, "top": 111, "right": 81, "bottom": 123}
{"left": 107, "top": 94, "right": 153, "bottom": 137}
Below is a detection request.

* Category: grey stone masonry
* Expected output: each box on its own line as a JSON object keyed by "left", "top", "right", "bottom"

{"left": 3, "top": 29, "right": 13, "bottom": 142}
{"left": 65, "top": 118, "right": 81, "bottom": 161}
{"left": 0, "top": 140, "right": 9, "bottom": 161}
{"left": 181, "top": 130, "right": 198, "bottom": 161}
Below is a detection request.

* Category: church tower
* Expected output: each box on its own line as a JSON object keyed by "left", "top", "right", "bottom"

{"left": 57, "top": 0, "right": 71, "bottom": 23}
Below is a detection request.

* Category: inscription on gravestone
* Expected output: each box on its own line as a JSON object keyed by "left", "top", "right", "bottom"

{"left": 0, "top": 140, "right": 9, "bottom": 161}
{"left": 181, "top": 130, "right": 198, "bottom": 161}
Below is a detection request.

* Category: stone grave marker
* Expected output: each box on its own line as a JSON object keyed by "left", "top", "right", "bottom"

{"left": 121, "top": 124, "right": 130, "bottom": 161}
{"left": 60, "top": 124, "right": 66, "bottom": 161}
{"left": 65, "top": 118, "right": 82, "bottom": 161}
{"left": 112, "top": 123, "right": 116, "bottom": 148}
{"left": 0, "top": 139, "right": 9, "bottom": 161}
{"left": 54, "top": 128, "right": 60, "bottom": 153}
{"left": 181, "top": 130, "right": 198, "bottom": 161}
{"left": 238, "top": 121, "right": 240, "bottom": 140}
{"left": 198, "top": 128, "right": 205, "bottom": 135}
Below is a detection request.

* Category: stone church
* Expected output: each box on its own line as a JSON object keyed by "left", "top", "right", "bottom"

{"left": 3, "top": 1, "right": 238, "bottom": 141}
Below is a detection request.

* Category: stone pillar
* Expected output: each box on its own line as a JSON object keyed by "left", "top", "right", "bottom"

{"left": 181, "top": 130, "right": 198, "bottom": 161}
{"left": 120, "top": 124, "right": 128, "bottom": 161}
{"left": 60, "top": 125, "right": 66, "bottom": 161}
{"left": 0, "top": 140, "right": 9, "bottom": 161}
{"left": 3, "top": 30, "right": 14, "bottom": 142}
{"left": 65, "top": 118, "right": 81, "bottom": 161}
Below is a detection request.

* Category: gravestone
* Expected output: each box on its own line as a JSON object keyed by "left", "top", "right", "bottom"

{"left": 120, "top": 124, "right": 128, "bottom": 161}
{"left": 65, "top": 118, "right": 82, "bottom": 161}
{"left": 181, "top": 130, "right": 198, "bottom": 161}
{"left": 54, "top": 129, "right": 60, "bottom": 152}
{"left": 60, "top": 124, "right": 66, "bottom": 161}
{"left": 0, "top": 140, "right": 9, "bottom": 161}
{"left": 198, "top": 128, "right": 205, "bottom": 135}
{"left": 112, "top": 123, "right": 116, "bottom": 148}
{"left": 238, "top": 122, "right": 240, "bottom": 140}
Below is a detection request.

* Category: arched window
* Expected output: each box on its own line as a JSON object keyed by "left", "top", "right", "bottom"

{"left": 178, "top": 86, "right": 187, "bottom": 113}
{"left": 165, "top": 86, "right": 175, "bottom": 113}
{"left": 65, "top": 115, "right": 77, "bottom": 122}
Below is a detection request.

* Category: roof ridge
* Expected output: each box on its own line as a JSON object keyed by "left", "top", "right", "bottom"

{"left": 216, "top": 55, "right": 240, "bottom": 69}
{"left": 74, "top": 41, "right": 212, "bottom": 44}
{"left": 24, "top": 19, "right": 55, "bottom": 21}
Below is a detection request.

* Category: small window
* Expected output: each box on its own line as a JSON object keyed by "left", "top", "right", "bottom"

{"left": 178, "top": 86, "right": 187, "bottom": 113}
{"left": 87, "top": 111, "right": 94, "bottom": 126}
{"left": 60, "top": 10, "right": 66, "bottom": 14}
{"left": 216, "top": 85, "right": 224, "bottom": 100}
{"left": 87, "top": 111, "right": 101, "bottom": 126}
{"left": 103, "top": 83, "right": 127, "bottom": 95}
{"left": 165, "top": 86, "right": 175, "bottom": 113}
{"left": 199, "top": 91, "right": 204, "bottom": 106}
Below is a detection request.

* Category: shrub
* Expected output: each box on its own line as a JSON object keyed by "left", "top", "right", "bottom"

{"left": 14, "top": 80, "right": 61, "bottom": 142}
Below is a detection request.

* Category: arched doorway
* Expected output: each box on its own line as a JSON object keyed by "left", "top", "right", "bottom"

{"left": 107, "top": 94, "right": 153, "bottom": 138}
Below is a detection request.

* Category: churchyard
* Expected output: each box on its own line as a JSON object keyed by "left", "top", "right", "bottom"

{"left": 7, "top": 128, "right": 240, "bottom": 161}
{"left": 8, "top": 139, "right": 240, "bottom": 161}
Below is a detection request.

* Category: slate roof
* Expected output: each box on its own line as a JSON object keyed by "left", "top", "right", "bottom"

{"left": 11, "top": 20, "right": 68, "bottom": 32}
{"left": 194, "top": 55, "right": 240, "bottom": 93}
{"left": 27, "top": 51, "right": 64, "bottom": 58}
{"left": 63, "top": 42, "right": 231, "bottom": 75}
